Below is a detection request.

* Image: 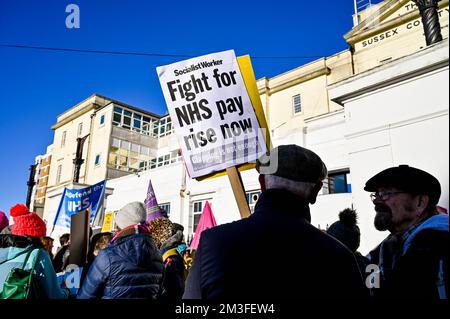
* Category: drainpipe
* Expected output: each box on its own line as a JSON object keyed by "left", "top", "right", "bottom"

{"left": 413, "top": 0, "right": 443, "bottom": 46}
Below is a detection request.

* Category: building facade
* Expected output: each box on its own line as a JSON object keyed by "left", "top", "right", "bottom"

{"left": 42, "top": 94, "right": 180, "bottom": 225}
{"left": 30, "top": 144, "right": 53, "bottom": 217}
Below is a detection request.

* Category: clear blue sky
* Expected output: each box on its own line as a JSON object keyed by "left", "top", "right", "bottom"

{"left": 0, "top": 0, "right": 373, "bottom": 217}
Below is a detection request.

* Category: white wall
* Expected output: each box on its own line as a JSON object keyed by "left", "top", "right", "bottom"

{"left": 335, "top": 43, "right": 449, "bottom": 254}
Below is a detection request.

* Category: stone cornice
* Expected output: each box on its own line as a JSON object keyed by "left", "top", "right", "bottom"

{"left": 51, "top": 103, "right": 97, "bottom": 130}
{"left": 345, "top": 0, "right": 449, "bottom": 45}
{"left": 266, "top": 66, "right": 331, "bottom": 95}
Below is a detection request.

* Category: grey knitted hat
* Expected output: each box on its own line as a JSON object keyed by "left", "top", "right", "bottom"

{"left": 115, "top": 202, "right": 147, "bottom": 230}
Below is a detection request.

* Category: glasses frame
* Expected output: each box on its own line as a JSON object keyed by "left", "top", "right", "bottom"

{"left": 370, "top": 191, "right": 408, "bottom": 202}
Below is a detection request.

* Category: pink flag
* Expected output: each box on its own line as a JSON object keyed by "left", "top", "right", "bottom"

{"left": 144, "top": 179, "right": 166, "bottom": 222}
{"left": 190, "top": 201, "right": 217, "bottom": 250}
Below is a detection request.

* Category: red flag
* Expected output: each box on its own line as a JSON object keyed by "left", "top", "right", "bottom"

{"left": 190, "top": 201, "right": 217, "bottom": 250}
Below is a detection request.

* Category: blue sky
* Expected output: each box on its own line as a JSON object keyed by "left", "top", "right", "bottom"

{"left": 0, "top": 0, "right": 367, "bottom": 217}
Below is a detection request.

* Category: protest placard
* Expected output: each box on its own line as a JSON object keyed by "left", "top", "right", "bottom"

{"left": 101, "top": 212, "right": 115, "bottom": 233}
{"left": 53, "top": 180, "right": 106, "bottom": 230}
{"left": 157, "top": 50, "right": 268, "bottom": 179}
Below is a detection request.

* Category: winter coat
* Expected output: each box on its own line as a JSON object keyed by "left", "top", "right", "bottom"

{"left": 368, "top": 213, "right": 449, "bottom": 299}
{"left": 77, "top": 233, "right": 164, "bottom": 299}
{"left": 183, "top": 188, "right": 367, "bottom": 299}
{"left": 0, "top": 245, "right": 69, "bottom": 299}
{"left": 52, "top": 245, "right": 70, "bottom": 274}
{"left": 160, "top": 231, "right": 186, "bottom": 299}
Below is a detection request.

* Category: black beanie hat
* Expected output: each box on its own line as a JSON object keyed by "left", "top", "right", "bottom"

{"left": 327, "top": 208, "right": 360, "bottom": 252}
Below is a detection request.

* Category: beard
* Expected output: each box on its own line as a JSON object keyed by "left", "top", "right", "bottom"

{"left": 374, "top": 204, "right": 393, "bottom": 231}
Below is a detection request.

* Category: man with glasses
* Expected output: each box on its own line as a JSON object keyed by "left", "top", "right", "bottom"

{"left": 365, "top": 165, "right": 448, "bottom": 299}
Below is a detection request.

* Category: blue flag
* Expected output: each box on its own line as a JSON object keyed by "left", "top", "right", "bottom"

{"left": 53, "top": 181, "right": 106, "bottom": 229}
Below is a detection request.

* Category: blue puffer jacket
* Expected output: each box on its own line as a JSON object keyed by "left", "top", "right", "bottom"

{"left": 77, "top": 233, "right": 164, "bottom": 299}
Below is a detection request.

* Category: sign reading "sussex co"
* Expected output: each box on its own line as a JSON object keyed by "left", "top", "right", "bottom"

{"left": 157, "top": 50, "right": 267, "bottom": 179}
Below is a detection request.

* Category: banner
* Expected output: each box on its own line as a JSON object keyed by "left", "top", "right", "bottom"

{"left": 53, "top": 181, "right": 106, "bottom": 229}
{"left": 157, "top": 50, "right": 268, "bottom": 179}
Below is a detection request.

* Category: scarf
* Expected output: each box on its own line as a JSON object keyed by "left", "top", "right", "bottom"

{"left": 111, "top": 223, "right": 153, "bottom": 244}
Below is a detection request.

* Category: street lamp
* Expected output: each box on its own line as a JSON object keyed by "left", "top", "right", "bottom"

{"left": 73, "top": 134, "right": 90, "bottom": 183}
{"left": 413, "top": 0, "right": 443, "bottom": 46}
{"left": 25, "top": 164, "right": 37, "bottom": 209}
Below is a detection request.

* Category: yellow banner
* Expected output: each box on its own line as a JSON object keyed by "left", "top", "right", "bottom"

{"left": 101, "top": 212, "right": 114, "bottom": 233}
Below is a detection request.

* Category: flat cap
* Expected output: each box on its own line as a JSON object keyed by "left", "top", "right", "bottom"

{"left": 256, "top": 144, "right": 327, "bottom": 183}
{"left": 364, "top": 165, "right": 441, "bottom": 206}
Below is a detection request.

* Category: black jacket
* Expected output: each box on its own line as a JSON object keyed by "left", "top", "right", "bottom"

{"left": 183, "top": 189, "right": 367, "bottom": 299}
{"left": 160, "top": 231, "right": 186, "bottom": 299}
{"left": 368, "top": 214, "right": 448, "bottom": 299}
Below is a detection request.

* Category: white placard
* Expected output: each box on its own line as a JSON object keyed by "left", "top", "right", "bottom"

{"left": 157, "top": 50, "right": 267, "bottom": 178}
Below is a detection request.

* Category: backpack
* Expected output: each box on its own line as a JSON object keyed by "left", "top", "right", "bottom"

{"left": 0, "top": 248, "right": 43, "bottom": 299}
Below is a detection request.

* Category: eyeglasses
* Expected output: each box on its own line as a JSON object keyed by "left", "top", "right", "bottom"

{"left": 370, "top": 191, "right": 407, "bottom": 202}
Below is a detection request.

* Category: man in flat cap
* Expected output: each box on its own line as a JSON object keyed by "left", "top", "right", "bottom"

{"left": 365, "top": 165, "right": 448, "bottom": 299}
{"left": 184, "top": 145, "right": 366, "bottom": 299}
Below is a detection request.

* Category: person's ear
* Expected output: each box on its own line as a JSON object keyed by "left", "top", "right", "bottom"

{"left": 309, "top": 181, "right": 323, "bottom": 204}
{"left": 416, "top": 194, "right": 429, "bottom": 217}
{"left": 259, "top": 175, "right": 266, "bottom": 192}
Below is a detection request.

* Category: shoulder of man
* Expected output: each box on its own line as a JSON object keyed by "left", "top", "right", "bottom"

{"left": 406, "top": 228, "right": 448, "bottom": 256}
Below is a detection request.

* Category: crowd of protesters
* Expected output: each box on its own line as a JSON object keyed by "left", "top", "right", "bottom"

{"left": 0, "top": 145, "right": 448, "bottom": 299}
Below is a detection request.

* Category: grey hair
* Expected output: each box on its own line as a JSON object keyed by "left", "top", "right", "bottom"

{"left": 264, "top": 175, "right": 318, "bottom": 199}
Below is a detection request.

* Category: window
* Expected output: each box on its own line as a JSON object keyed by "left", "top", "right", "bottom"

{"left": 100, "top": 115, "right": 105, "bottom": 126}
{"left": 56, "top": 165, "right": 62, "bottom": 184}
{"left": 293, "top": 94, "right": 302, "bottom": 114}
{"left": 113, "top": 107, "right": 122, "bottom": 126}
{"left": 141, "top": 146, "right": 150, "bottom": 156}
{"left": 123, "top": 110, "right": 132, "bottom": 129}
{"left": 192, "top": 201, "right": 205, "bottom": 234}
{"left": 322, "top": 170, "right": 351, "bottom": 195}
{"left": 61, "top": 131, "right": 67, "bottom": 148}
{"left": 160, "top": 203, "right": 171, "bottom": 217}
{"left": 139, "top": 161, "right": 148, "bottom": 171}
{"left": 95, "top": 155, "right": 101, "bottom": 166}
{"left": 150, "top": 158, "right": 157, "bottom": 169}
{"left": 246, "top": 190, "right": 261, "bottom": 214}
{"left": 157, "top": 156, "right": 164, "bottom": 167}
{"left": 111, "top": 138, "right": 120, "bottom": 149}
{"left": 163, "top": 154, "right": 170, "bottom": 166}
{"left": 77, "top": 123, "right": 83, "bottom": 137}
{"left": 133, "top": 113, "right": 142, "bottom": 132}
{"left": 111, "top": 106, "right": 162, "bottom": 137}
{"left": 156, "top": 117, "right": 173, "bottom": 137}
